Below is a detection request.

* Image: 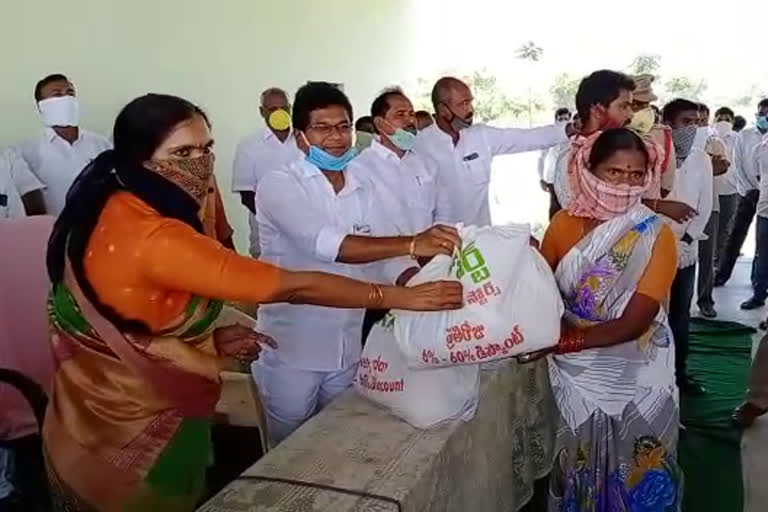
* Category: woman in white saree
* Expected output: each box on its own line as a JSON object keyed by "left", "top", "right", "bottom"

{"left": 536, "top": 128, "right": 682, "bottom": 511}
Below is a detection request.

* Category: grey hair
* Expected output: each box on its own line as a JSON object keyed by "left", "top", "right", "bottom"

{"left": 260, "top": 87, "right": 289, "bottom": 107}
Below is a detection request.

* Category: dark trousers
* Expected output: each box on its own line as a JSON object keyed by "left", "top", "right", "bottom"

{"left": 716, "top": 194, "right": 738, "bottom": 268}
{"left": 670, "top": 265, "right": 696, "bottom": 382}
{"left": 716, "top": 190, "right": 759, "bottom": 284}
{"left": 751, "top": 217, "right": 768, "bottom": 301}
{"left": 697, "top": 211, "right": 719, "bottom": 308}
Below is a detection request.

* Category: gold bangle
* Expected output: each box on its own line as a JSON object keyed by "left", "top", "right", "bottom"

{"left": 368, "top": 284, "right": 385, "bottom": 308}
{"left": 409, "top": 237, "right": 417, "bottom": 260}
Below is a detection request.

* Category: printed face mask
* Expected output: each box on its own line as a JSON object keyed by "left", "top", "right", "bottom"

{"left": 145, "top": 153, "right": 215, "bottom": 204}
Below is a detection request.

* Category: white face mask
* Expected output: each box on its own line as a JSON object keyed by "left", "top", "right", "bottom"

{"left": 714, "top": 120, "right": 733, "bottom": 138}
{"left": 38, "top": 96, "right": 80, "bottom": 127}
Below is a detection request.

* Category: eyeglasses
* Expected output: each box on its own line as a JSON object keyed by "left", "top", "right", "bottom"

{"left": 307, "top": 122, "right": 353, "bottom": 139}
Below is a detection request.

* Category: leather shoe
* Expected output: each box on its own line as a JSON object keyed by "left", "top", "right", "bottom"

{"left": 699, "top": 304, "right": 717, "bottom": 318}
{"left": 740, "top": 297, "right": 766, "bottom": 310}
{"left": 732, "top": 402, "right": 767, "bottom": 428}
{"left": 678, "top": 376, "right": 706, "bottom": 395}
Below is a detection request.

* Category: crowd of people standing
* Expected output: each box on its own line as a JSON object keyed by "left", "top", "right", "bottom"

{"left": 1, "top": 68, "right": 768, "bottom": 511}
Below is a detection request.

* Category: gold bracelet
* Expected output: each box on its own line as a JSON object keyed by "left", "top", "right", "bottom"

{"left": 368, "top": 284, "right": 385, "bottom": 308}
{"left": 409, "top": 237, "right": 417, "bottom": 260}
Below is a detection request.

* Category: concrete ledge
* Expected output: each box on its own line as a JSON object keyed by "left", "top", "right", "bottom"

{"left": 199, "top": 359, "right": 555, "bottom": 512}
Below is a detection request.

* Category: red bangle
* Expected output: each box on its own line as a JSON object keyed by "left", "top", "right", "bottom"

{"left": 556, "top": 328, "right": 586, "bottom": 354}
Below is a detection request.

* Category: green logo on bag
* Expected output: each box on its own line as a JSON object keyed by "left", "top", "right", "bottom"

{"left": 453, "top": 242, "right": 490, "bottom": 284}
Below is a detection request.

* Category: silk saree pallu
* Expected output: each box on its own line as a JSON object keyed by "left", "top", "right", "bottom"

{"left": 44, "top": 260, "right": 224, "bottom": 511}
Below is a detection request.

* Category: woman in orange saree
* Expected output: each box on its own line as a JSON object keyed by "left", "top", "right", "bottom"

{"left": 43, "top": 94, "right": 462, "bottom": 511}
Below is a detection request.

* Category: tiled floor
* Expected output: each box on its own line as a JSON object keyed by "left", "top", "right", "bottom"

{"left": 705, "top": 260, "right": 767, "bottom": 512}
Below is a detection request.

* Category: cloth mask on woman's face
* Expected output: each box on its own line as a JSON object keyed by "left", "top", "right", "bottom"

{"left": 671, "top": 125, "right": 698, "bottom": 166}
{"left": 38, "top": 96, "right": 80, "bottom": 127}
{"left": 145, "top": 153, "right": 215, "bottom": 204}
{"left": 629, "top": 108, "right": 655, "bottom": 135}
{"left": 268, "top": 109, "right": 291, "bottom": 131}
{"left": 714, "top": 120, "right": 733, "bottom": 138}
{"left": 300, "top": 133, "right": 357, "bottom": 172}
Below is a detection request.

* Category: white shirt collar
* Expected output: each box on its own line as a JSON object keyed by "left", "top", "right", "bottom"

{"left": 295, "top": 159, "right": 363, "bottom": 193}
{"left": 263, "top": 128, "right": 294, "bottom": 143}
{"left": 43, "top": 127, "right": 79, "bottom": 144}
{"left": 369, "top": 138, "right": 405, "bottom": 161}
{"left": 420, "top": 122, "right": 452, "bottom": 142}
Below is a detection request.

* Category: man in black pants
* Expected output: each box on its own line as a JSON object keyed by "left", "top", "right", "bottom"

{"left": 715, "top": 99, "right": 768, "bottom": 303}
{"left": 664, "top": 99, "right": 714, "bottom": 395}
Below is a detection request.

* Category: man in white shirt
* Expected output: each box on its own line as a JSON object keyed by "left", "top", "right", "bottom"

{"left": 712, "top": 107, "right": 740, "bottom": 261}
{"left": 663, "top": 99, "right": 714, "bottom": 395}
{"left": 414, "top": 76, "right": 570, "bottom": 226}
{"left": 0, "top": 148, "right": 45, "bottom": 219}
{"left": 253, "top": 82, "right": 461, "bottom": 445}
{"left": 539, "top": 108, "right": 571, "bottom": 219}
{"left": 231, "top": 87, "right": 302, "bottom": 257}
{"left": 553, "top": 71, "right": 636, "bottom": 210}
{"left": 350, "top": 88, "right": 436, "bottom": 237}
{"left": 745, "top": 134, "right": 768, "bottom": 312}
{"left": 349, "top": 88, "right": 439, "bottom": 339}
{"left": 695, "top": 105, "right": 735, "bottom": 318}
{"left": 551, "top": 71, "right": 696, "bottom": 224}
{"left": 715, "top": 98, "right": 768, "bottom": 295}
{"left": 19, "top": 74, "right": 111, "bottom": 216}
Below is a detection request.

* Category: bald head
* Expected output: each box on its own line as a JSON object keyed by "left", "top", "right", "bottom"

{"left": 431, "top": 77, "right": 474, "bottom": 133}
{"left": 431, "top": 77, "right": 469, "bottom": 110}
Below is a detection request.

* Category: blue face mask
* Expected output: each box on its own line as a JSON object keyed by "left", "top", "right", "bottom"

{"left": 386, "top": 125, "right": 417, "bottom": 152}
{"left": 757, "top": 115, "right": 768, "bottom": 132}
{"left": 301, "top": 133, "right": 357, "bottom": 171}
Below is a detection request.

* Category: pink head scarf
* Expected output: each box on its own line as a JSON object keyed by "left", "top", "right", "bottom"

{"left": 0, "top": 216, "right": 56, "bottom": 439}
{"left": 566, "top": 131, "right": 662, "bottom": 220}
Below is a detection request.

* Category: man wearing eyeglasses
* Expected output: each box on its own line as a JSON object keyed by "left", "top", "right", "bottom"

{"left": 414, "top": 76, "right": 572, "bottom": 227}
{"left": 252, "top": 82, "right": 462, "bottom": 445}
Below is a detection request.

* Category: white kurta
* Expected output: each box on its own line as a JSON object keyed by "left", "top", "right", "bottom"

{"left": 414, "top": 122, "right": 568, "bottom": 226}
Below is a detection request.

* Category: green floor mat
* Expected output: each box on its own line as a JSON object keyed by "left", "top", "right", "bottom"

{"left": 679, "top": 318, "right": 755, "bottom": 512}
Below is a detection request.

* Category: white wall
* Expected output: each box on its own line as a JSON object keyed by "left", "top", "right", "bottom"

{"left": 0, "top": 0, "right": 420, "bottom": 248}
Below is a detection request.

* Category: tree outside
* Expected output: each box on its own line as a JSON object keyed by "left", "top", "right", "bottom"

{"left": 516, "top": 41, "right": 545, "bottom": 126}
{"left": 629, "top": 54, "right": 662, "bottom": 75}
{"left": 550, "top": 73, "right": 580, "bottom": 111}
{"left": 663, "top": 76, "right": 708, "bottom": 101}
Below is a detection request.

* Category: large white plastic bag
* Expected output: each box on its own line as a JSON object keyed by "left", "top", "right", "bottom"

{"left": 354, "top": 314, "right": 479, "bottom": 429}
{"left": 394, "top": 224, "right": 563, "bottom": 369}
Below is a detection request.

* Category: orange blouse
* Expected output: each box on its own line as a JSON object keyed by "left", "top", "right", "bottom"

{"left": 84, "top": 191, "right": 282, "bottom": 332}
{"left": 540, "top": 211, "right": 678, "bottom": 303}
